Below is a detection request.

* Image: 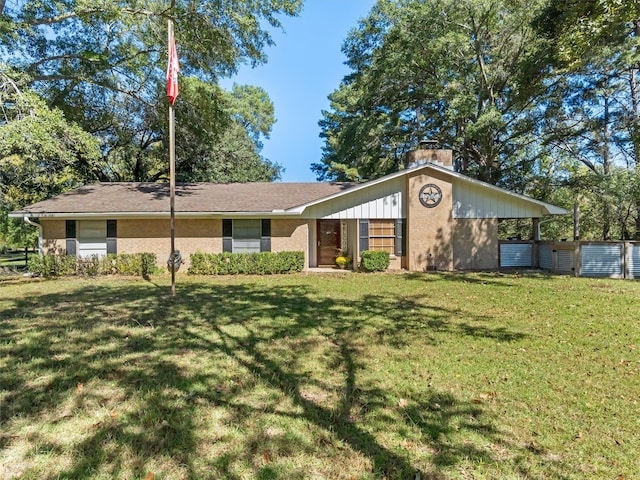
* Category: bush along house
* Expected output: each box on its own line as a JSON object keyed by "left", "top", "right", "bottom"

{"left": 10, "top": 147, "right": 566, "bottom": 272}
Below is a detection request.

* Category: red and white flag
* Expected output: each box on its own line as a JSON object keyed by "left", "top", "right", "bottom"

{"left": 167, "top": 25, "right": 179, "bottom": 105}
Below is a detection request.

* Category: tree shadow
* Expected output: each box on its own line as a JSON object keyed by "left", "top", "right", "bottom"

{"left": 0, "top": 277, "right": 569, "bottom": 479}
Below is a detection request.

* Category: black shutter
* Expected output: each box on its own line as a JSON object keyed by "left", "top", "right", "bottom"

{"left": 395, "top": 218, "right": 405, "bottom": 256}
{"left": 359, "top": 219, "right": 369, "bottom": 253}
{"left": 65, "top": 220, "right": 76, "bottom": 256}
{"left": 222, "top": 219, "right": 232, "bottom": 252}
{"left": 261, "top": 219, "right": 271, "bottom": 252}
{"left": 106, "top": 220, "right": 117, "bottom": 255}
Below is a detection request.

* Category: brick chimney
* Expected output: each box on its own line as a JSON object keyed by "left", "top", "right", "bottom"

{"left": 405, "top": 140, "right": 453, "bottom": 170}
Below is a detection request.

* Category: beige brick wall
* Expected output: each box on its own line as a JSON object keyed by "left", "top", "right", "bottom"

{"left": 118, "top": 218, "right": 220, "bottom": 270}
{"left": 271, "top": 219, "right": 308, "bottom": 268}
{"left": 388, "top": 255, "right": 403, "bottom": 270}
{"left": 406, "top": 170, "right": 454, "bottom": 271}
{"left": 34, "top": 218, "right": 308, "bottom": 270}
{"left": 453, "top": 219, "right": 499, "bottom": 270}
{"left": 41, "top": 219, "right": 66, "bottom": 254}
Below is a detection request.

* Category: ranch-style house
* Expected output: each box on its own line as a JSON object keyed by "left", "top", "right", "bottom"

{"left": 10, "top": 147, "right": 567, "bottom": 271}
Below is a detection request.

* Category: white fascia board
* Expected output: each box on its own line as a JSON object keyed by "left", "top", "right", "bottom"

{"left": 287, "top": 162, "right": 568, "bottom": 217}
{"left": 425, "top": 163, "right": 568, "bottom": 215}
{"left": 287, "top": 168, "right": 412, "bottom": 214}
{"left": 9, "top": 211, "right": 302, "bottom": 219}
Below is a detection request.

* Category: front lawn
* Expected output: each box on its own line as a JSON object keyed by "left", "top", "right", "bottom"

{"left": 0, "top": 273, "right": 638, "bottom": 479}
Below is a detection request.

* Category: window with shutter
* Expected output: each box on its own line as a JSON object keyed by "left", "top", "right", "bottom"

{"left": 368, "top": 220, "right": 396, "bottom": 254}
{"left": 65, "top": 220, "right": 76, "bottom": 256}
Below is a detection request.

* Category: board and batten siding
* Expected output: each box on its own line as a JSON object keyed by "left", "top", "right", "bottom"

{"left": 303, "top": 177, "right": 406, "bottom": 220}
{"left": 452, "top": 180, "right": 549, "bottom": 219}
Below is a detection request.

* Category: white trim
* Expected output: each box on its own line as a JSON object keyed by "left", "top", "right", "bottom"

{"left": 288, "top": 169, "right": 411, "bottom": 214}
{"left": 8, "top": 211, "right": 302, "bottom": 219}
{"left": 427, "top": 163, "right": 568, "bottom": 215}
{"left": 290, "top": 162, "right": 567, "bottom": 216}
{"left": 9, "top": 162, "right": 567, "bottom": 219}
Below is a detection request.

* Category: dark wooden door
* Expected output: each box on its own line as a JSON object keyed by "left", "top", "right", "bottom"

{"left": 317, "top": 220, "right": 341, "bottom": 266}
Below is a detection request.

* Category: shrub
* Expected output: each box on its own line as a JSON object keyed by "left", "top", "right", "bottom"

{"left": 360, "top": 250, "right": 390, "bottom": 272}
{"left": 114, "top": 253, "right": 158, "bottom": 277}
{"left": 28, "top": 254, "right": 77, "bottom": 277}
{"left": 27, "top": 252, "right": 157, "bottom": 278}
{"left": 76, "top": 255, "right": 102, "bottom": 276}
{"left": 188, "top": 251, "right": 304, "bottom": 275}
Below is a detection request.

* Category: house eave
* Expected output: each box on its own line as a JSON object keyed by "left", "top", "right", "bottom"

{"left": 288, "top": 162, "right": 567, "bottom": 217}
{"left": 9, "top": 210, "right": 303, "bottom": 219}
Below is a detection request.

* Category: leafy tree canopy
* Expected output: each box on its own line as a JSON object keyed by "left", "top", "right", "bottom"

{"left": 0, "top": 0, "right": 299, "bottom": 182}
{"left": 534, "top": 0, "right": 640, "bottom": 67}
{"left": 0, "top": 89, "right": 101, "bottom": 246}
{"left": 0, "top": 0, "right": 300, "bottom": 246}
{"left": 315, "top": 0, "right": 547, "bottom": 184}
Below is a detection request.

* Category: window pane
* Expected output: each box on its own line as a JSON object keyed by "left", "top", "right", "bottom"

{"left": 233, "top": 239, "right": 261, "bottom": 253}
{"left": 234, "top": 219, "right": 261, "bottom": 239}
{"left": 233, "top": 219, "right": 261, "bottom": 253}
{"left": 369, "top": 220, "right": 395, "bottom": 253}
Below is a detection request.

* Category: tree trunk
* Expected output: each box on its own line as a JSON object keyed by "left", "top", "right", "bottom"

{"left": 631, "top": 21, "right": 640, "bottom": 238}
{"left": 602, "top": 93, "right": 611, "bottom": 240}
{"left": 630, "top": 68, "right": 640, "bottom": 238}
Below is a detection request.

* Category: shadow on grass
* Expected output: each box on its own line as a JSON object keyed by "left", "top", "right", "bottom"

{"left": 0, "top": 277, "right": 568, "bottom": 479}
{"left": 404, "top": 270, "right": 557, "bottom": 287}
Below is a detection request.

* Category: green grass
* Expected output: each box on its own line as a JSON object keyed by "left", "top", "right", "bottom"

{"left": 1, "top": 272, "right": 639, "bottom": 479}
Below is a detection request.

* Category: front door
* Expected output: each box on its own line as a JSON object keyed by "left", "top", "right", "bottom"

{"left": 317, "top": 220, "right": 341, "bottom": 266}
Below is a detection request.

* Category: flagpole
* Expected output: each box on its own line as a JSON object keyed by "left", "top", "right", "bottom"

{"left": 168, "top": 19, "right": 176, "bottom": 297}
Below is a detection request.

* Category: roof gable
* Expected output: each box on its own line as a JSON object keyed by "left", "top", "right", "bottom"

{"left": 292, "top": 163, "right": 567, "bottom": 217}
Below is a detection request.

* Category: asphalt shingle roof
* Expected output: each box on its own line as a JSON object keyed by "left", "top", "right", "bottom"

{"left": 11, "top": 182, "right": 356, "bottom": 216}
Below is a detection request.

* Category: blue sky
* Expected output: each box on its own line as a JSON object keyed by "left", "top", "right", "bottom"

{"left": 221, "top": 0, "right": 376, "bottom": 182}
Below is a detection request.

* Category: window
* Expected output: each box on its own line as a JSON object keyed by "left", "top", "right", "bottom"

{"left": 107, "top": 220, "right": 117, "bottom": 255}
{"left": 66, "top": 220, "right": 76, "bottom": 256}
{"left": 359, "top": 219, "right": 405, "bottom": 256}
{"left": 369, "top": 220, "right": 396, "bottom": 254}
{"left": 233, "top": 219, "right": 261, "bottom": 253}
{"left": 78, "top": 220, "right": 107, "bottom": 257}
{"left": 223, "top": 219, "right": 271, "bottom": 253}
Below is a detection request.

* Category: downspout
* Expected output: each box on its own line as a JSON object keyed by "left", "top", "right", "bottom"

{"left": 536, "top": 217, "right": 558, "bottom": 241}
{"left": 23, "top": 217, "right": 43, "bottom": 255}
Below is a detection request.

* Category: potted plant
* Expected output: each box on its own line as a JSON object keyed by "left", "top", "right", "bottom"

{"left": 335, "top": 254, "right": 351, "bottom": 269}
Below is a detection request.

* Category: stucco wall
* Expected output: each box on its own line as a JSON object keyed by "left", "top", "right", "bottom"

{"left": 406, "top": 170, "right": 454, "bottom": 271}
{"left": 452, "top": 219, "right": 499, "bottom": 270}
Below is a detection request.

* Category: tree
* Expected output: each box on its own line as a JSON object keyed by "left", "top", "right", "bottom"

{"left": 95, "top": 79, "right": 280, "bottom": 183}
{"left": 315, "top": 0, "right": 548, "bottom": 184}
{"left": 0, "top": 0, "right": 300, "bottom": 182}
{"left": 174, "top": 79, "right": 281, "bottom": 182}
{"left": 533, "top": 0, "right": 640, "bottom": 238}
{"left": 0, "top": 89, "right": 101, "bottom": 246}
{"left": 534, "top": 0, "right": 640, "bottom": 67}
{"left": 0, "top": 0, "right": 300, "bottom": 246}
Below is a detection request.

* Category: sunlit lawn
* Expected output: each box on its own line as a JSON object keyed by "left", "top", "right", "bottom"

{"left": 1, "top": 272, "right": 639, "bottom": 479}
